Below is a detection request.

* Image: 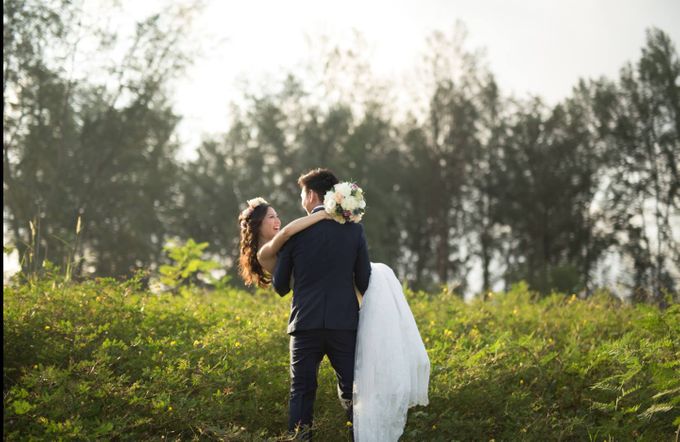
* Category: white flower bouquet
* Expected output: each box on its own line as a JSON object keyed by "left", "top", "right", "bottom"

{"left": 323, "top": 182, "right": 366, "bottom": 224}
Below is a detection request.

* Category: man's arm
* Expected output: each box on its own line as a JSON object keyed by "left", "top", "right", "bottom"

{"left": 272, "top": 241, "right": 294, "bottom": 296}
{"left": 354, "top": 224, "right": 371, "bottom": 294}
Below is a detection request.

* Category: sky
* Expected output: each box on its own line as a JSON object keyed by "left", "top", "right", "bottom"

{"left": 162, "top": 0, "right": 680, "bottom": 159}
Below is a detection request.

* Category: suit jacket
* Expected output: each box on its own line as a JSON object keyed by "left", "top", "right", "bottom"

{"left": 272, "top": 207, "right": 371, "bottom": 334}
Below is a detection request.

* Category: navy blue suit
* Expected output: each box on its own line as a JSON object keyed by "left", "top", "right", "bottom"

{"left": 273, "top": 206, "right": 371, "bottom": 437}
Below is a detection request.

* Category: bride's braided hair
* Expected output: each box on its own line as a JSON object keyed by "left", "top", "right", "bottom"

{"left": 238, "top": 198, "right": 271, "bottom": 288}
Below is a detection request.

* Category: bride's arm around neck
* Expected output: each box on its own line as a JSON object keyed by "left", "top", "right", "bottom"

{"left": 257, "top": 210, "right": 329, "bottom": 274}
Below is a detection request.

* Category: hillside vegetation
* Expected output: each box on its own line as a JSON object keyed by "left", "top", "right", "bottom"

{"left": 3, "top": 274, "right": 679, "bottom": 441}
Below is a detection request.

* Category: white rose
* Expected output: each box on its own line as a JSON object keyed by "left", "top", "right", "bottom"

{"left": 359, "top": 199, "right": 366, "bottom": 209}
{"left": 337, "top": 182, "right": 352, "bottom": 197}
{"left": 343, "top": 197, "right": 357, "bottom": 211}
{"left": 324, "top": 192, "right": 337, "bottom": 211}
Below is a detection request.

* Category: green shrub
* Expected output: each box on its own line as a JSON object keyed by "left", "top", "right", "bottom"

{"left": 159, "top": 239, "right": 221, "bottom": 293}
{"left": 3, "top": 276, "right": 679, "bottom": 440}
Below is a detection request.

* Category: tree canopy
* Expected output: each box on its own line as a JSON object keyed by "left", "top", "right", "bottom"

{"left": 4, "top": 2, "right": 678, "bottom": 300}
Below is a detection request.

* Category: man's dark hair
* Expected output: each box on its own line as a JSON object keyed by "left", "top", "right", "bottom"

{"left": 298, "top": 168, "right": 339, "bottom": 199}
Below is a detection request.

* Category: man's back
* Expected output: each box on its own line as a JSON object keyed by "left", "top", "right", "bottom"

{"left": 273, "top": 217, "right": 371, "bottom": 334}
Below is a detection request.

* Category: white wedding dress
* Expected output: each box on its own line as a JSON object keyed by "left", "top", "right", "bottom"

{"left": 353, "top": 263, "right": 430, "bottom": 441}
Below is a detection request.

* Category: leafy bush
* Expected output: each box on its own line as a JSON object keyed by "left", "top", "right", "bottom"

{"left": 3, "top": 276, "right": 679, "bottom": 440}
{"left": 159, "top": 239, "right": 222, "bottom": 293}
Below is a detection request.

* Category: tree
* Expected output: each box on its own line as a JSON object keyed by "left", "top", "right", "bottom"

{"left": 593, "top": 28, "right": 680, "bottom": 300}
{"left": 3, "top": 0, "right": 199, "bottom": 277}
{"left": 492, "top": 96, "right": 609, "bottom": 295}
{"left": 398, "top": 26, "right": 490, "bottom": 292}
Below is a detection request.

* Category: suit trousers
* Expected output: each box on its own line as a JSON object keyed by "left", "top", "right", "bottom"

{"left": 288, "top": 329, "right": 356, "bottom": 438}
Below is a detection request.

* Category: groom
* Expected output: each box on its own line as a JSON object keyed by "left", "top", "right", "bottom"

{"left": 273, "top": 168, "right": 371, "bottom": 440}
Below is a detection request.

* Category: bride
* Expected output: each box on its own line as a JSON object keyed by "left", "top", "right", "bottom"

{"left": 238, "top": 195, "right": 430, "bottom": 441}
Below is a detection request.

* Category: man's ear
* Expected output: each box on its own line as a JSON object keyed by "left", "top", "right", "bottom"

{"left": 311, "top": 190, "right": 321, "bottom": 204}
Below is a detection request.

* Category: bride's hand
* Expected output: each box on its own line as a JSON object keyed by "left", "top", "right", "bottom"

{"left": 314, "top": 210, "right": 330, "bottom": 220}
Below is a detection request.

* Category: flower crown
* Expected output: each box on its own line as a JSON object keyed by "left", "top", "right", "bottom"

{"left": 240, "top": 197, "right": 269, "bottom": 228}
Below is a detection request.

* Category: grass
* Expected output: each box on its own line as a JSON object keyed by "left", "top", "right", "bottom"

{"left": 3, "top": 273, "right": 680, "bottom": 441}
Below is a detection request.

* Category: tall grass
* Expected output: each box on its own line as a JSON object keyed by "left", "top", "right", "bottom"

{"left": 3, "top": 274, "right": 679, "bottom": 441}
{"left": 8, "top": 215, "right": 84, "bottom": 284}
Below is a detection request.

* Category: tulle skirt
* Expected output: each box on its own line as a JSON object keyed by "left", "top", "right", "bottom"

{"left": 353, "top": 263, "right": 430, "bottom": 441}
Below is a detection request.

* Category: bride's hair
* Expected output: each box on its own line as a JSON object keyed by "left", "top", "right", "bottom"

{"left": 238, "top": 199, "right": 272, "bottom": 288}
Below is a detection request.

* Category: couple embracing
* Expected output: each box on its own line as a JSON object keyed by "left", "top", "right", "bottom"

{"left": 238, "top": 168, "right": 430, "bottom": 441}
